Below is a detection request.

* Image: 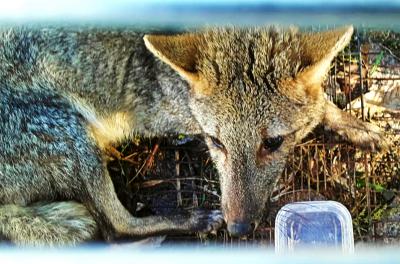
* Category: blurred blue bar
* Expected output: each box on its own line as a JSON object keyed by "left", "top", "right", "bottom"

{"left": 1, "top": 247, "right": 400, "bottom": 264}
{"left": 0, "top": 0, "right": 399, "bottom": 29}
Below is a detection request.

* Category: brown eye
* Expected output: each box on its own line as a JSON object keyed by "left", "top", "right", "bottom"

{"left": 209, "top": 136, "right": 225, "bottom": 150}
{"left": 263, "top": 136, "right": 284, "bottom": 152}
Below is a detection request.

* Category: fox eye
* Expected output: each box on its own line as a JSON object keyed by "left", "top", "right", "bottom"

{"left": 208, "top": 136, "right": 225, "bottom": 150}
{"left": 263, "top": 136, "right": 284, "bottom": 152}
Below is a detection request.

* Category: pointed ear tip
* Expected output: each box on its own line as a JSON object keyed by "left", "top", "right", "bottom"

{"left": 343, "top": 25, "right": 354, "bottom": 32}
{"left": 344, "top": 25, "right": 354, "bottom": 37}
{"left": 337, "top": 25, "right": 354, "bottom": 41}
{"left": 347, "top": 25, "right": 354, "bottom": 32}
{"left": 328, "top": 25, "right": 354, "bottom": 40}
{"left": 341, "top": 26, "right": 354, "bottom": 48}
{"left": 143, "top": 35, "right": 157, "bottom": 52}
{"left": 143, "top": 34, "right": 151, "bottom": 44}
{"left": 331, "top": 25, "right": 354, "bottom": 52}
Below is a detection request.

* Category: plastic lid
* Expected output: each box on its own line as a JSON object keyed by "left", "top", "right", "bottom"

{"left": 275, "top": 201, "right": 354, "bottom": 253}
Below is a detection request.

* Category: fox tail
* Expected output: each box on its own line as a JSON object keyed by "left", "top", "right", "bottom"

{"left": 0, "top": 201, "right": 98, "bottom": 246}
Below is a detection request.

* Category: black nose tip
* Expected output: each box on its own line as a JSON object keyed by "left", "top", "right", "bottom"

{"left": 227, "top": 221, "right": 253, "bottom": 237}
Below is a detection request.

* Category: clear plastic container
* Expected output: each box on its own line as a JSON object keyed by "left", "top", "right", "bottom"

{"left": 275, "top": 201, "right": 354, "bottom": 254}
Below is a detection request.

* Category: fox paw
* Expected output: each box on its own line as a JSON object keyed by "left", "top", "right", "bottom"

{"left": 187, "top": 210, "right": 224, "bottom": 233}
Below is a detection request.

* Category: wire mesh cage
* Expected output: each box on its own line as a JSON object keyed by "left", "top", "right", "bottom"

{"left": 105, "top": 27, "right": 399, "bottom": 247}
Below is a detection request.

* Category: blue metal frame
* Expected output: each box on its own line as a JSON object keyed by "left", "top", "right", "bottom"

{"left": 0, "top": 1, "right": 399, "bottom": 29}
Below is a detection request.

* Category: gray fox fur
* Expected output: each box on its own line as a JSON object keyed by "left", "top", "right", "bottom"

{"left": 0, "top": 26, "right": 386, "bottom": 245}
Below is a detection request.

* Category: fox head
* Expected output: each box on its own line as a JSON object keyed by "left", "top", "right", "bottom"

{"left": 144, "top": 26, "right": 386, "bottom": 237}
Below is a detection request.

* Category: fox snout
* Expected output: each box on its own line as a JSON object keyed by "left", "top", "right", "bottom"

{"left": 221, "top": 187, "right": 265, "bottom": 237}
{"left": 223, "top": 205, "right": 261, "bottom": 237}
{"left": 227, "top": 221, "right": 254, "bottom": 237}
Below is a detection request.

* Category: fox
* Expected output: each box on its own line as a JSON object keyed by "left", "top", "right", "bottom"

{"left": 0, "top": 25, "right": 386, "bottom": 246}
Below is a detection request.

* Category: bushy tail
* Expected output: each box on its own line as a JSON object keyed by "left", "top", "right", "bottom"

{"left": 0, "top": 201, "right": 98, "bottom": 246}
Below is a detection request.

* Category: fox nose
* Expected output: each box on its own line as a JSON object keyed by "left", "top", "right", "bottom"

{"left": 227, "top": 221, "right": 253, "bottom": 237}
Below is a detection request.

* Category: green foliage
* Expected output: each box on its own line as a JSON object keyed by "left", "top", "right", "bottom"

{"left": 369, "top": 183, "right": 386, "bottom": 193}
{"left": 371, "top": 205, "right": 388, "bottom": 222}
{"left": 370, "top": 51, "right": 384, "bottom": 75}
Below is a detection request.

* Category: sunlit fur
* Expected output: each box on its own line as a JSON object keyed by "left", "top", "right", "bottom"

{"left": 0, "top": 26, "right": 386, "bottom": 245}
{"left": 146, "top": 26, "right": 386, "bottom": 229}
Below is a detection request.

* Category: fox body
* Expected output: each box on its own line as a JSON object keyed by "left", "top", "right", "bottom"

{"left": 0, "top": 26, "right": 385, "bottom": 245}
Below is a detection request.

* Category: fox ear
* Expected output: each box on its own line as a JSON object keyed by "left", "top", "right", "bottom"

{"left": 143, "top": 33, "right": 201, "bottom": 83}
{"left": 297, "top": 26, "right": 354, "bottom": 94}
{"left": 323, "top": 100, "right": 388, "bottom": 151}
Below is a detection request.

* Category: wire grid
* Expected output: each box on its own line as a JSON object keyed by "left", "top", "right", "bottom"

{"left": 108, "top": 30, "right": 400, "bottom": 246}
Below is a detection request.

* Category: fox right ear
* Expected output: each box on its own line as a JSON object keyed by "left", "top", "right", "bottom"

{"left": 299, "top": 26, "right": 354, "bottom": 85}
{"left": 143, "top": 33, "right": 201, "bottom": 83}
{"left": 293, "top": 26, "right": 354, "bottom": 100}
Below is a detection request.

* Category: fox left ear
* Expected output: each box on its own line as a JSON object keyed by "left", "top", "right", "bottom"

{"left": 143, "top": 33, "right": 201, "bottom": 84}
{"left": 296, "top": 26, "right": 354, "bottom": 97}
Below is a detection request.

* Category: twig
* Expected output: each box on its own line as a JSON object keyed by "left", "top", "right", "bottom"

{"left": 128, "top": 140, "right": 160, "bottom": 185}
{"left": 378, "top": 43, "right": 400, "bottom": 62}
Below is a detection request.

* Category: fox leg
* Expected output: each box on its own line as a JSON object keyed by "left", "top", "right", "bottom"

{"left": 0, "top": 86, "right": 222, "bottom": 244}
{"left": 80, "top": 160, "right": 223, "bottom": 240}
